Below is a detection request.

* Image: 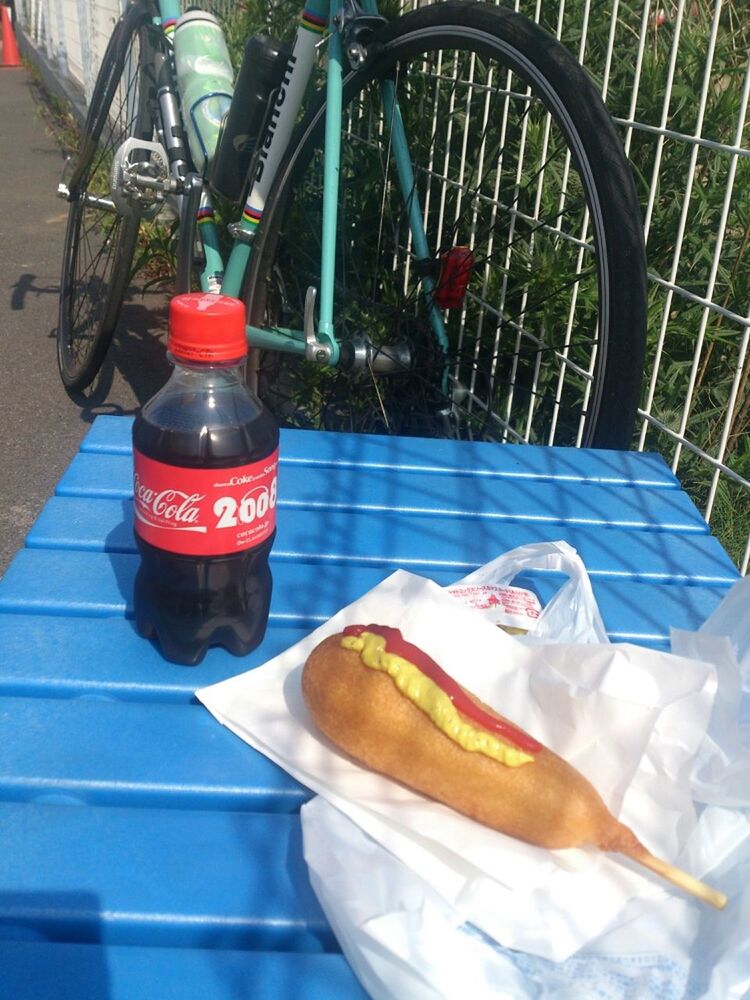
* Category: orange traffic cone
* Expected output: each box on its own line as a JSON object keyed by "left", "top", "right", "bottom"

{"left": 1, "top": 5, "right": 21, "bottom": 69}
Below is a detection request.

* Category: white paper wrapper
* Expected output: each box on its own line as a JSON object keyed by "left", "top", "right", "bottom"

{"left": 197, "top": 569, "right": 724, "bottom": 963}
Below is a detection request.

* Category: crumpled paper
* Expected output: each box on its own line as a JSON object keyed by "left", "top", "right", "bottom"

{"left": 197, "top": 568, "right": 738, "bottom": 967}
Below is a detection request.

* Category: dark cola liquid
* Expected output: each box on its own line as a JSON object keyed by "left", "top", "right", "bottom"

{"left": 133, "top": 364, "right": 279, "bottom": 666}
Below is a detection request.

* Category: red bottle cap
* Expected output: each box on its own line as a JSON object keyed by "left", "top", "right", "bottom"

{"left": 167, "top": 293, "right": 247, "bottom": 363}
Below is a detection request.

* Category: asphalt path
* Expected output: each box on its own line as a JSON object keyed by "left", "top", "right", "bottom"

{"left": 0, "top": 68, "right": 170, "bottom": 576}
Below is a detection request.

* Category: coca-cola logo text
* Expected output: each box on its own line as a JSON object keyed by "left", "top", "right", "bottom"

{"left": 134, "top": 473, "right": 205, "bottom": 525}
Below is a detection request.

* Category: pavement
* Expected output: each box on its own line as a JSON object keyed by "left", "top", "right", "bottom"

{"left": 0, "top": 64, "right": 170, "bottom": 576}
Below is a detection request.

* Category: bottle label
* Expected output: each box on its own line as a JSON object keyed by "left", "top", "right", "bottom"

{"left": 133, "top": 448, "right": 279, "bottom": 556}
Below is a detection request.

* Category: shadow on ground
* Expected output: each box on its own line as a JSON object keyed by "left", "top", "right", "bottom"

{"left": 55, "top": 293, "right": 172, "bottom": 421}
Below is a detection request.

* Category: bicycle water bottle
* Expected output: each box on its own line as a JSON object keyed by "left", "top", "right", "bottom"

{"left": 173, "top": 10, "right": 235, "bottom": 174}
{"left": 132, "top": 294, "right": 280, "bottom": 666}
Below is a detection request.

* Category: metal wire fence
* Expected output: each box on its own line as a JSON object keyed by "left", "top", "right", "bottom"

{"left": 506, "top": 0, "right": 750, "bottom": 573}
{"left": 17, "top": 0, "right": 750, "bottom": 570}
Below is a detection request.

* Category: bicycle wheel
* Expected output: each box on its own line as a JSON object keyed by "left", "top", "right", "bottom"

{"left": 58, "top": 1, "right": 157, "bottom": 392}
{"left": 246, "top": 1, "right": 647, "bottom": 448}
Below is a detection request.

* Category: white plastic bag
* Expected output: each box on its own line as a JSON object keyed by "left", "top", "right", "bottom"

{"left": 672, "top": 573, "right": 750, "bottom": 810}
{"left": 302, "top": 797, "right": 750, "bottom": 1000}
{"left": 302, "top": 796, "right": 534, "bottom": 1000}
{"left": 449, "top": 540, "right": 608, "bottom": 644}
{"left": 691, "top": 574, "right": 750, "bottom": 678}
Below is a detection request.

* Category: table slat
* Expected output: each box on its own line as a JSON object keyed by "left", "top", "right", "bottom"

{"left": 55, "top": 452, "right": 706, "bottom": 531}
{"left": 81, "top": 415, "right": 681, "bottom": 487}
{"left": 0, "top": 696, "right": 308, "bottom": 812}
{"left": 0, "top": 941, "right": 367, "bottom": 1000}
{"left": 0, "top": 615, "right": 311, "bottom": 702}
{"left": 0, "top": 801, "right": 331, "bottom": 951}
{"left": 0, "top": 548, "right": 733, "bottom": 642}
{"left": 26, "top": 495, "right": 739, "bottom": 583}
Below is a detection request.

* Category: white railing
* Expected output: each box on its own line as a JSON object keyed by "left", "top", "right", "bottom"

{"left": 17, "top": 0, "right": 750, "bottom": 571}
{"left": 17, "top": 0, "right": 125, "bottom": 104}
{"left": 539, "top": 0, "right": 749, "bottom": 574}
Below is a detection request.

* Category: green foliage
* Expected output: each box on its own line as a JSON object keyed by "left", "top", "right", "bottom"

{"left": 579, "top": 0, "right": 750, "bottom": 566}
{"left": 472, "top": 0, "right": 750, "bottom": 566}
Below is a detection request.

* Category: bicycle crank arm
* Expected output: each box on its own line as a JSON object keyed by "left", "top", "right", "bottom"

{"left": 175, "top": 174, "right": 203, "bottom": 295}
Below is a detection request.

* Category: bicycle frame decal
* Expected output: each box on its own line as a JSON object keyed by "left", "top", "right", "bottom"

{"left": 157, "top": 0, "right": 179, "bottom": 35}
{"left": 219, "top": 2, "right": 325, "bottom": 317}
{"left": 196, "top": 194, "right": 224, "bottom": 293}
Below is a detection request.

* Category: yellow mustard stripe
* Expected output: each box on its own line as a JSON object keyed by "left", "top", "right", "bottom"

{"left": 342, "top": 632, "right": 533, "bottom": 767}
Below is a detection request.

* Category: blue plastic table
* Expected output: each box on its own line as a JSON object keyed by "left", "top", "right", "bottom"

{"left": 0, "top": 415, "right": 740, "bottom": 998}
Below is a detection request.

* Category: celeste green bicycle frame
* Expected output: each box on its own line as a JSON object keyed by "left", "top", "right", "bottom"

{"left": 156, "top": 0, "right": 449, "bottom": 367}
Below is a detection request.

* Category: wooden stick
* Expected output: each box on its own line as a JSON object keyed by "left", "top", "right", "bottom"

{"left": 623, "top": 847, "right": 727, "bottom": 910}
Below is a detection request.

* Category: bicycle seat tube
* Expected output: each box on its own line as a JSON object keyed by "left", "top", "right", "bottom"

{"left": 221, "top": 2, "right": 326, "bottom": 309}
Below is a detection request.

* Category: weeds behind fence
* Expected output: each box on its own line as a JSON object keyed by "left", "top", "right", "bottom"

{"left": 221, "top": 0, "right": 750, "bottom": 566}
{"left": 512, "top": 0, "right": 750, "bottom": 568}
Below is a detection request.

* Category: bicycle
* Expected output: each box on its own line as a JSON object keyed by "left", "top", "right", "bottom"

{"left": 57, "top": 0, "right": 647, "bottom": 449}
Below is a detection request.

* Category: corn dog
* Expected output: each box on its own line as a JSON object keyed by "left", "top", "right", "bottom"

{"left": 301, "top": 625, "right": 727, "bottom": 909}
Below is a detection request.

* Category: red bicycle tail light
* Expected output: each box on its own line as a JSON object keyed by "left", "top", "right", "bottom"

{"left": 433, "top": 246, "right": 474, "bottom": 309}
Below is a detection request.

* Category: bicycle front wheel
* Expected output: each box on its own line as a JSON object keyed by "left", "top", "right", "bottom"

{"left": 58, "top": 1, "right": 157, "bottom": 392}
{"left": 247, "top": 1, "right": 647, "bottom": 448}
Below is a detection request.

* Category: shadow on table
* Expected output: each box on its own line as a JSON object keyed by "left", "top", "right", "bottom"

{"left": 106, "top": 501, "right": 139, "bottom": 624}
{"left": 0, "top": 891, "right": 112, "bottom": 999}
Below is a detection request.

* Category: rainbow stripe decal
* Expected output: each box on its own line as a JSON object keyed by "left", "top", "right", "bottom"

{"left": 242, "top": 205, "right": 263, "bottom": 231}
{"left": 162, "top": 16, "right": 177, "bottom": 36}
{"left": 300, "top": 8, "right": 327, "bottom": 35}
{"left": 196, "top": 207, "right": 215, "bottom": 226}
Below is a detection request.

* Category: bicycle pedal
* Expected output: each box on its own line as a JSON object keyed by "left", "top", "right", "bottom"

{"left": 111, "top": 138, "right": 171, "bottom": 219}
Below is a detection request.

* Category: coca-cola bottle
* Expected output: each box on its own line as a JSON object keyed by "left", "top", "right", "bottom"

{"left": 132, "top": 293, "right": 279, "bottom": 665}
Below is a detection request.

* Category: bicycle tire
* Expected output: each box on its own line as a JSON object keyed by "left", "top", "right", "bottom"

{"left": 58, "top": 1, "right": 157, "bottom": 393}
{"left": 246, "top": 1, "right": 647, "bottom": 448}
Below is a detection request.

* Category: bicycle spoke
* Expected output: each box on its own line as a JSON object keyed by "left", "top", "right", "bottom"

{"left": 250, "top": 5, "right": 646, "bottom": 446}
{"left": 58, "top": 5, "right": 154, "bottom": 391}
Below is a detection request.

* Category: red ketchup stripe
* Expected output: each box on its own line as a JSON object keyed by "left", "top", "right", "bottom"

{"left": 342, "top": 625, "right": 542, "bottom": 753}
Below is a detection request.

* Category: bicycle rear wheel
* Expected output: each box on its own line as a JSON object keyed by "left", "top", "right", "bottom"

{"left": 58, "top": 1, "right": 157, "bottom": 392}
{"left": 246, "top": 1, "right": 647, "bottom": 448}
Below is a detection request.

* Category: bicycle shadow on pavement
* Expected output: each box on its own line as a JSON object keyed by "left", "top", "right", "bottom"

{"left": 60, "top": 291, "right": 172, "bottom": 420}
{"left": 10, "top": 272, "right": 59, "bottom": 311}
